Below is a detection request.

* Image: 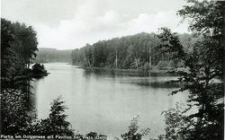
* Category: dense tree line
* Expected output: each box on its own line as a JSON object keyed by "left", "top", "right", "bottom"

{"left": 120, "top": 116, "right": 150, "bottom": 140}
{"left": 1, "top": 19, "right": 72, "bottom": 136}
{"left": 35, "top": 48, "right": 72, "bottom": 63}
{"left": 1, "top": 18, "right": 41, "bottom": 134}
{"left": 71, "top": 33, "right": 199, "bottom": 70}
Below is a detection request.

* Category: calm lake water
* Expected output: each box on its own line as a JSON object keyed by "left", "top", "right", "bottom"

{"left": 33, "top": 63, "right": 188, "bottom": 139}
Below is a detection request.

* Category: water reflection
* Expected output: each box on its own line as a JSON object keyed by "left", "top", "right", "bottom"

{"left": 83, "top": 68, "right": 172, "bottom": 78}
{"left": 83, "top": 68, "right": 180, "bottom": 88}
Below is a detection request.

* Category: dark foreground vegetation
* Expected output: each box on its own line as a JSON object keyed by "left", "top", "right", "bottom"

{"left": 153, "top": 1, "right": 224, "bottom": 139}
{"left": 1, "top": 18, "right": 50, "bottom": 135}
{"left": 1, "top": 0, "right": 224, "bottom": 140}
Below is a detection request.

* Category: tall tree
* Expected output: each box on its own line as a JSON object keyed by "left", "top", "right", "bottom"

{"left": 157, "top": 1, "right": 224, "bottom": 139}
{"left": 43, "top": 96, "right": 73, "bottom": 138}
{"left": 121, "top": 116, "right": 150, "bottom": 140}
{"left": 11, "top": 22, "right": 38, "bottom": 68}
{"left": 1, "top": 18, "right": 44, "bottom": 135}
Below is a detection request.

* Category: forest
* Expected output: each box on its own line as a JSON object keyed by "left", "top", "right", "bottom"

{"left": 1, "top": 0, "right": 224, "bottom": 140}
{"left": 71, "top": 33, "right": 199, "bottom": 70}
{"left": 1, "top": 18, "right": 73, "bottom": 138}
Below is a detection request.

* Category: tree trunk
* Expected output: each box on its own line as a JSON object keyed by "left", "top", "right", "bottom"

{"left": 134, "top": 56, "right": 139, "bottom": 69}
{"left": 115, "top": 49, "right": 118, "bottom": 69}
{"left": 88, "top": 59, "right": 91, "bottom": 68}
{"left": 149, "top": 48, "right": 152, "bottom": 69}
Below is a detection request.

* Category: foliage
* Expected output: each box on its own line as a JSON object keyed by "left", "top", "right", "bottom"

{"left": 121, "top": 116, "right": 150, "bottom": 140}
{"left": 156, "top": 1, "right": 224, "bottom": 140}
{"left": 71, "top": 33, "right": 198, "bottom": 70}
{"left": 72, "top": 132, "right": 107, "bottom": 140}
{"left": 1, "top": 19, "right": 15, "bottom": 79}
{"left": 1, "top": 90, "right": 33, "bottom": 135}
{"left": 10, "top": 21, "right": 38, "bottom": 68}
{"left": 39, "top": 96, "right": 74, "bottom": 138}
{"left": 0, "top": 18, "right": 47, "bottom": 135}
{"left": 161, "top": 103, "right": 194, "bottom": 140}
{"left": 1, "top": 18, "right": 40, "bottom": 92}
{"left": 31, "top": 63, "right": 48, "bottom": 79}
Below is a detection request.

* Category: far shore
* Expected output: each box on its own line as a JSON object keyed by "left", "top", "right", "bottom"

{"left": 35, "top": 62, "right": 186, "bottom": 75}
{"left": 76, "top": 65, "right": 181, "bottom": 74}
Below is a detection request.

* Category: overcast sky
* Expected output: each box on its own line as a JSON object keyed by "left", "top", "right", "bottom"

{"left": 2, "top": 0, "right": 190, "bottom": 50}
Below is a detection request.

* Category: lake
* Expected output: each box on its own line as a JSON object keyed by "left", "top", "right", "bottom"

{"left": 32, "top": 63, "right": 188, "bottom": 139}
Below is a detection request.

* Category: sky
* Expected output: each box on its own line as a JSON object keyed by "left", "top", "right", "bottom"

{"left": 2, "top": 0, "right": 190, "bottom": 50}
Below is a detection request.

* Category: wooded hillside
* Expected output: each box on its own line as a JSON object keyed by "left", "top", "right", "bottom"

{"left": 71, "top": 32, "right": 199, "bottom": 70}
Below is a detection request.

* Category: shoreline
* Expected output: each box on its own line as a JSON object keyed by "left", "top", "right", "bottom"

{"left": 75, "top": 65, "right": 175, "bottom": 74}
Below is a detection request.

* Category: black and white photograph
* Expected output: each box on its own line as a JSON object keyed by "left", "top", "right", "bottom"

{"left": 1, "top": 0, "right": 224, "bottom": 140}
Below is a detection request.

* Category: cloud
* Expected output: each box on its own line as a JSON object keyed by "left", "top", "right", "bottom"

{"left": 35, "top": 8, "right": 188, "bottom": 49}
{"left": 124, "top": 11, "right": 188, "bottom": 34}
{"left": 2, "top": 0, "right": 190, "bottom": 49}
